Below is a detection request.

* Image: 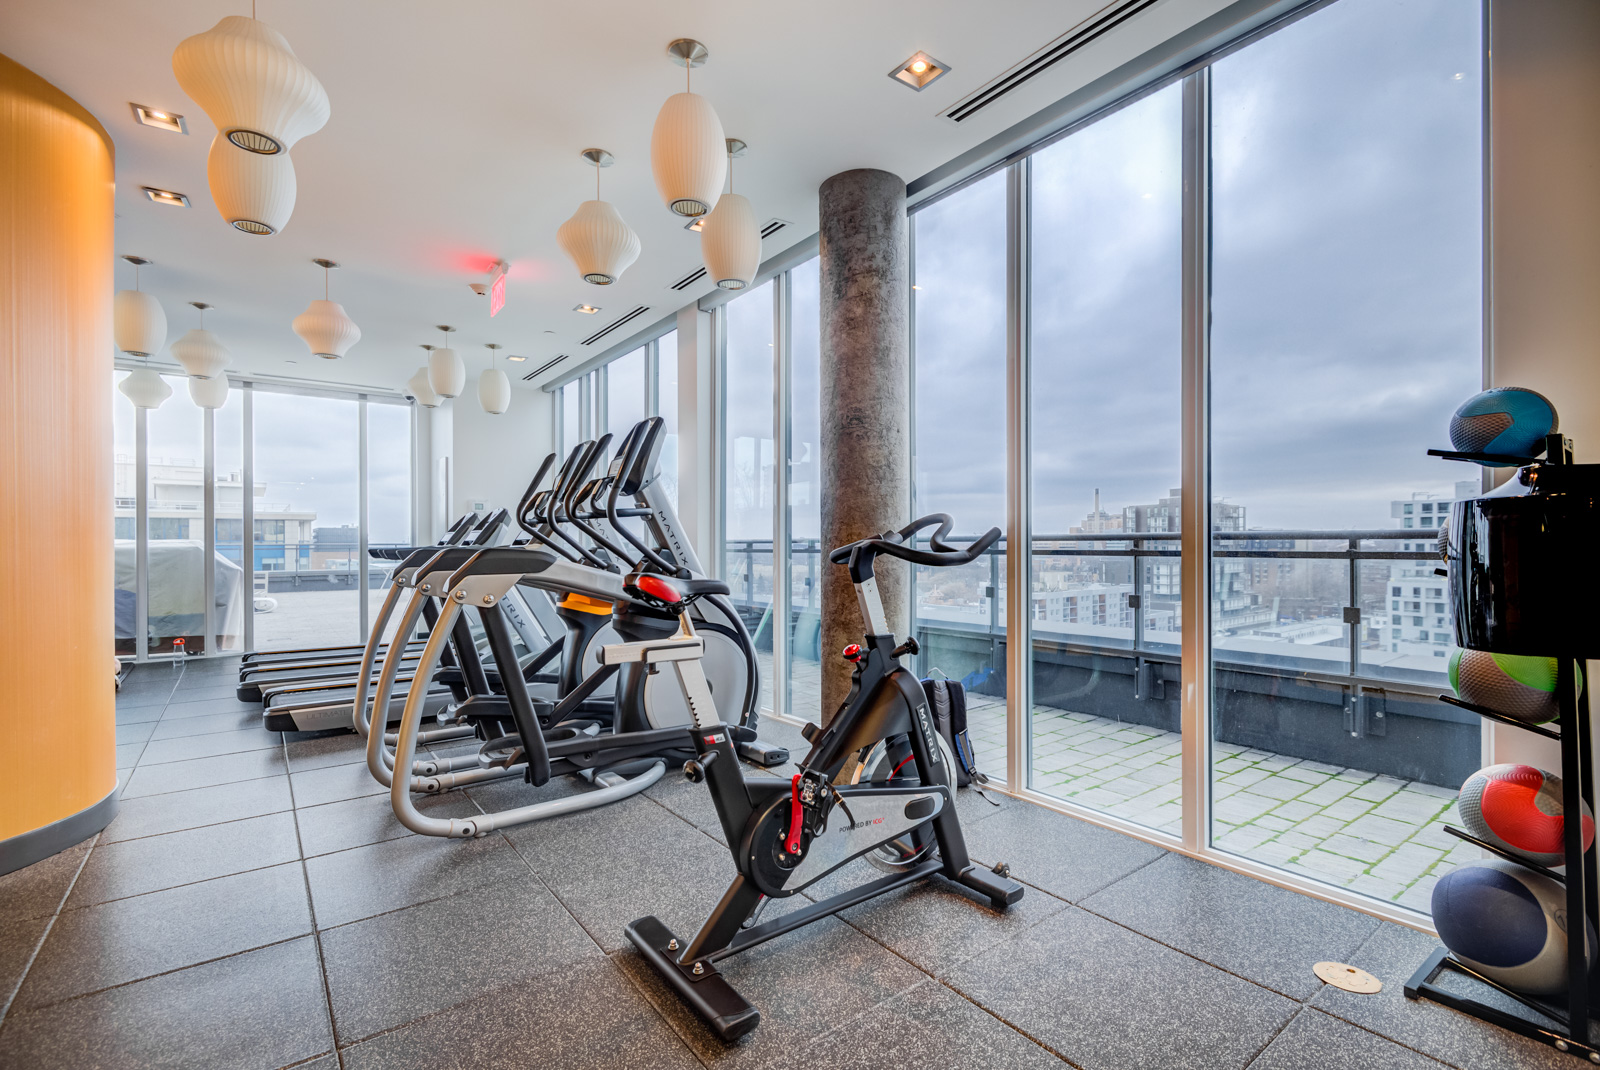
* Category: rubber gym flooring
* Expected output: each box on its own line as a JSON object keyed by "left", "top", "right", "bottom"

{"left": 0, "top": 658, "right": 1572, "bottom": 1069}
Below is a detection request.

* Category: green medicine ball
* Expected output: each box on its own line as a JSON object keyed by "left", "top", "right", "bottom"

{"left": 1449, "top": 649, "right": 1582, "bottom": 725}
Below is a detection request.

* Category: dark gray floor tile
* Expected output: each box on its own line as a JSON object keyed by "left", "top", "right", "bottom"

{"left": 119, "top": 747, "right": 288, "bottom": 798}
{"left": 0, "top": 911, "right": 51, "bottom": 1011}
{"left": 115, "top": 703, "right": 166, "bottom": 724}
{"left": 322, "top": 877, "right": 601, "bottom": 1043}
{"left": 113, "top": 685, "right": 175, "bottom": 710}
{"left": 149, "top": 708, "right": 263, "bottom": 739}
{"left": 945, "top": 906, "right": 1297, "bottom": 1070}
{"left": 294, "top": 790, "right": 480, "bottom": 858}
{"left": 963, "top": 800, "right": 1166, "bottom": 902}
{"left": 504, "top": 794, "right": 735, "bottom": 954}
{"left": 0, "top": 841, "right": 90, "bottom": 920}
{"left": 114, "top": 742, "right": 145, "bottom": 768}
{"left": 17, "top": 863, "right": 312, "bottom": 1009}
{"left": 161, "top": 694, "right": 263, "bottom": 719}
{"left": 802, "top": 977, "right": 1068, "bottom": 1068}
{"left": 285, "top": 731, "right": 371, "bottom": 772}
{"left": 140, "top": 727, "right": 281, "bottom": 766}
{"left": 1250, "top": 1009, "right": 1450, "bottom": 1070}
{"left": 115, "top": 721, "right": 158, "bottom": 745}
{"left": 289, "top": 760, "right": 386, "bottom": 808}
{"left": 341, "top": 957, "right": 698, "bottom": 1070}
{"left": 836, "top": 868, "right": 1069, "bottom": 977}
{"left": 101, "top": 776, "right": 294, "bottom": 844}
{"left": 0, "top": 937, "right": 332, "bottom": 1070}
{"left": 1312, "top": 923, "right": 1572, "bottom": 1070}
{"left": 643, "top": 767, "right": 733, "bottom": 842}
{"left": 69, "top": 812, "right": 300, "bottom": 906}
{"left": 1082, "top": 852, "right": 1381, "bottom": 999}
{"left": 301, "top": 830, "right": 528, "bottom": 928}
{"left": 617, "top": 912, "right": 929, "bottom": 1069}
{"left": 171, "top": 681, "right": 253, "bottom": 701}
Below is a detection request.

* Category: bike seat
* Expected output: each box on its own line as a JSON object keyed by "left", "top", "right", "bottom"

{"left": 624, "top": 572, "right": 730, "bottom": 607}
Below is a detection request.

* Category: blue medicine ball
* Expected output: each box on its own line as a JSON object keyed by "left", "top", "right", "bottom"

{"left": 1449, "top": 388, "right": 1558, "bottom": 464}
{"left": 1432, "top": 859, "right": 1595, "bottom": 994}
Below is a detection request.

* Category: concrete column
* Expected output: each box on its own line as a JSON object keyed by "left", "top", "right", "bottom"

{"left": 818, "top": 169, "right": 911, "bottom": 721}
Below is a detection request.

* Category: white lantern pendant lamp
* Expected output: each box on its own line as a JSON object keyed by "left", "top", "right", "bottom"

{"left": 428, "top": 325, "right": 466, "bottom": 399}
{"left": 119, "top": 367, "right": 172, "bottom": 410}
{"left": 407, "top": 354, "right": 442, "bottom": 408}
{"left": 207, "top": 133, "right": 296, "bottom": 235}
{"left": 171, "top": 302, "right": 231, "bottom": 379}
{"left": 114, "top": 256, "right": 167, "bottom": 357}
{"left": 556, "top": 149, "right": 641, "bottom": 286}
{"left": 188, "top": 371, "right": 232, "bottom": 409}
{"left": 700, "top": 139, "right": 761, "bottom": 291}
{"left": 172, "top": 14, "right": 330, "bottom": 156}
{"left": 292, "top": 258, "right": 361, "bottom": 359}
{"left": 479, "top": 343, "right": 511, "bottom": 415}
{"left": 650, "top": 39, "right": 727, "bottom": 218}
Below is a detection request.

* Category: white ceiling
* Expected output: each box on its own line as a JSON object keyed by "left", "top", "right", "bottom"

{"left": 1, "top": 0, "right": 1230, "bottom": 392}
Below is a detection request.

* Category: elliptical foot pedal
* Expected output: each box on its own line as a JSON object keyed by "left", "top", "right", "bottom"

{"left": 956, "top": 863, "right": 1025, "bottom": 910}
{"left": 736, "top": 739, "right": 788, "bottom": 767}
{"left": 626, "top": 916, "right": 759, "bottom": 1042}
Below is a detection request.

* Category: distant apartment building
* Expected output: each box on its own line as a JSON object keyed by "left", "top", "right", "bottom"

{"left": 1378, "top": 479, "right": 1479, "bottom": 658}
{"left": 112, "top": 457, "right": 318, "bottom": 571}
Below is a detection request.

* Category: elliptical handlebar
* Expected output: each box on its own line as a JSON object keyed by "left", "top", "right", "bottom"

{"left": 828, "top": 513, "right": 1001, "bottom": 571}
{"left": 514, "top": 454, "right": 558, "bottom": 538}
{"left": 606, "top": 418, "right": 679, "bottom": 575}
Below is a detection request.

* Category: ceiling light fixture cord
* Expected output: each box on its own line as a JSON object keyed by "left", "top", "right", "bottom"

{"left": 324, "top": 262, "right": 329, "bottom": 300}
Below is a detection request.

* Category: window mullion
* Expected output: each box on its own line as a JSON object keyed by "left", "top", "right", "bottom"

{"left": 1005, "top": 157, "right": 1032, "bottom": 790}
{"left": 242, "top": 383, "right": 256, "bottom": 653}
{"left": 135, "top": 405, "right": 149, "bottom": 662}
{"left": 203, "top": 405, "right": 216, "bottom": 658}
{"left": 772, "top": 273, "right": 792, "bottom": 718}
{"left": 358, "top": 396, "right": 370, "bottom": 642}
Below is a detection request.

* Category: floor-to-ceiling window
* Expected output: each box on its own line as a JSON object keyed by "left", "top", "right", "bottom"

{"left": 367, "top": 400, "right": 414, "bottom": 623}
{"left": 143, "top": 374, "right": 210, "bottom": 656}
{"left": 112, "top": 370, "right": 138, "bottom": 657}
{"left": 656, "top": 330, "right": 680, "bottom": 510}
{"left": 722, "top": 281, "right": 776, "bottom": 714}
{"left": 1027, "top": 82, "right": 1184, "bottom": 828}
{"left": 786, "top": 260, "right": 822, "bottom": 724}
{"left": 912, "top": 170, "right": 1011, "bottom": 779}
{"left": 607, "top": 347, "right": 647, "bottom": 442}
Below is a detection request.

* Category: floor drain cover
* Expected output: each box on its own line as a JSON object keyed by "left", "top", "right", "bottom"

{"left": 1314, "top": 961, "right": 1382, "bottom": 993}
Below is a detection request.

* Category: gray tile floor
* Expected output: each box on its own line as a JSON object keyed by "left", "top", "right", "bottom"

{"left": 0, "top": 659, "right": 1574, "bottom": 1070}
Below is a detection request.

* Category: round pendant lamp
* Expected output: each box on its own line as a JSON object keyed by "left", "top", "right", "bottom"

{"left": 114, "top": 256, "right": 167, "bottom": 357}
{"left": 119, "top": 367, "right": 173, "bottom": 410}
{"left": 207, "top": 134, "right": 296, "bottom": 235}
{"left": 188, "top": 372, "right": 232, "bottom": 409}
{"left": 479, "top": 343, "right": 510, "bottom": 415}
{"left": 171, "top": 302, "right": 231, "bottom": 379}
{"left": 428, "top": 325, "right": 465, "bottom": 399}
{"left": 556, "top": 149, "right": 641, "bottom": 286}
{"left": 407, "top": 360, "right": 441, "bottom": 408}
{"left": 649, "top": 39, "right": 726, "bottom": 217}
{"left": 700, "top": 140, "right": 761, "bottom": 291}
{"left": 292, "top": 259, "right": 360, "bottom": 359}
{"left": 172, "top": 15, "right": 330, "bottom": 156}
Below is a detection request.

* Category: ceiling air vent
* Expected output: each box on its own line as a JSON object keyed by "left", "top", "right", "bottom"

{"left": 581, "top": 305, "right": 651, "bottom": 346}
{"left": 668, "top": 266, "right": 707, "bottom": 292}
{"left": 523, "top": 354, "right": 568, "bottom": 381}
{"left": 759, "top": 218, "right": 791, "bottom": 240}
{"left": 943, "top": 0, "right": 1162, "bottom": 124}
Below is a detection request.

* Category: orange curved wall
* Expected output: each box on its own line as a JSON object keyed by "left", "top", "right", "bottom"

{"left": 0, "top": 54, "right": 117, "bottom": 842}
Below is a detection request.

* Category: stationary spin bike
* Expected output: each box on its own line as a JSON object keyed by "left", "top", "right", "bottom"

{"left": 618, "top": 514, "right": 1023, "bottom": 1040}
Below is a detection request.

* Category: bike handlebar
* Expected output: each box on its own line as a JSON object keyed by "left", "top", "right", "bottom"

{"left": 828, "top": 513, "right": 1001, "bottom": 569}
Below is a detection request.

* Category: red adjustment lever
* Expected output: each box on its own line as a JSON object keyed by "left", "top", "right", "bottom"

{"left": 842, "top": 644, "right": 862, "bottom": 662}
{"left": 786, "top": 774, "right": 805, "bottom": 855}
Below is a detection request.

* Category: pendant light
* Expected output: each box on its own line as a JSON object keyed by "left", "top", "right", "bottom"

{"left": 407, "top": 353, "right": 441, "bottom": 408}
{"left": 649, "top": 39, "right": 727, "bottom": 218}
{"left": 700, "top": 139, "right": 761, "bottom": 291}
{"left": 428, "top": 325, "right": 466, "bottom": 399}
{"left": 171, "top": 302, "right": 231, "bottom": 379}
{"left": 207, "top": 133, "right": 296, "bottom": 235}
{"left": 119, "top": 368, "right": 173, "bottom": 409}
{"left": 292, "top": 258, "right": 361, "bottom": 359}
{"left": 114, "top": 256, "right": 168, "bottom": 357}
{"left": 188, "top": 371, "right": 232, "bottom": 409}
{"left": 479, "top": 343, "right": 511, "bottom": 415}
{"left": 172, "top": 14, "right": 330, "bottom": 157}
{"left": 556, "top": 149, "right": 641, "bottom": 286}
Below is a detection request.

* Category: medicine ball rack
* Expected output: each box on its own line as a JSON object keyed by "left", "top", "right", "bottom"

{"left": 1404, "top": 433, "right": 1600, "bottom": 1063}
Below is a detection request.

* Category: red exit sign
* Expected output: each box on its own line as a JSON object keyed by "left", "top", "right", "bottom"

{"left": 489, "top": 262, "right": 507, "bottom": 318}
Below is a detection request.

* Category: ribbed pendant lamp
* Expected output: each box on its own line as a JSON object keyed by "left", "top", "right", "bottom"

{"left": 407, "top": 357, "right": 442, "bottom": 408}
{"left": 556, "top": 149, "right": 641, "bottom": 286}
{"left": 479, "top": 344, "right": 511, "bottom": 415}
{"left": 428, "top": 325, "right": 466, "bottom": 399}
{"left": 650, "top": 39, "right": 726, "bottom": 217}
{"left": 292, "top": 259, "right": 361, "bottom": 359}
{"left": 188, "top": 372, "right": 232, "bottom": 409}
{"left": 119, "top": 368, "right": 173, "bottom": 409}
{"left": 172, "top": 14, "right": 330, "bottom": 156}
{"left": 700, "top": 139, "right": 761, "bottom": 291}
{"left": 114, "top": 256, "right": 168, "bottom": 357}
{"left": 207, "top": 134, "right": 296, "bottom": 235}
{"left": 171, "top": 302, "right": 232, "bottom": 379}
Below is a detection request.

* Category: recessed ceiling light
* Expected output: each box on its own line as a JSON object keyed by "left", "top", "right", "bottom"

{"left": 142, "top": 186, "right": 190, "bottom": 208}
{"left": 684, "top": 217, "right": 706, "bottom": 233}
{"left": 889, "top": 52, "right": 949, "bottom": 92}
{"left": 130, "top": 103, "right": 187, "bottom": 134}
{"left": 573, "top": 304, "right": 601, "bottom": 314}
{"left": 507, "top": 354, "right": 528, "bottom": 362}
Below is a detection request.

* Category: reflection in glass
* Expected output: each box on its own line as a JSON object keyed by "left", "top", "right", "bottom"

{"left": 1207, "top": 0, "right": 1483, "bottom": 911}
{"left": 112, "top": 370, "right": 138, "bottom": 657}
{"left": 722, "top": 281, "right": 775, "bottom": 714}
{"left": 607, "top": 347, "right": 647, "bottom": 439}
{"left": 657, "top": 330, "right": 679, "bottom": 510}
{"left": 368, "top": 401, "right": 413, "bottom": 630}
{"left": 787, "top": 260, "right": 822, "bottom": 724}
{"left": 210, "top": 386, "right": 246, "bottom": 652}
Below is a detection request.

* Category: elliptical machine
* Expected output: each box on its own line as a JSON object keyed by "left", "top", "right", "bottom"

{"left": 620, "top": 514, "right": 1023, "bottom": 1040}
